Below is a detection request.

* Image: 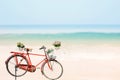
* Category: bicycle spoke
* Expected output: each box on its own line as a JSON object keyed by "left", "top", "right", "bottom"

{"left": 50, "top": 61, "right": 54, "bottom": 71}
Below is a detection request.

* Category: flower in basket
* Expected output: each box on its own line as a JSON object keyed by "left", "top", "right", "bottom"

{"left": 17, "top": 42, "right": 25, "bottom": 50}
{"left": 53, "top": 41, "right": 61, "bottom": 48}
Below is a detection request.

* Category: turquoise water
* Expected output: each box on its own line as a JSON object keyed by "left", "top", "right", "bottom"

{"left": 0, "top": 25, "right": 120, "bottom": 33}
{"left": 0, "top": 32, "right": 120, "bottom": 46}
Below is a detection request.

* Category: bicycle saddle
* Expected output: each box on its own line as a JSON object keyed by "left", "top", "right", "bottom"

{"left": 24, "top": 48, "right": 32, "bottom": 52}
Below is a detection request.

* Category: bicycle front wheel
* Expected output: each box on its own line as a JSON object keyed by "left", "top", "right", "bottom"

{"left": 5, "top": 55, "right": 28, "bottom": 77}
{"left": 42, "top": 60, "right": 63, "bottom": 80}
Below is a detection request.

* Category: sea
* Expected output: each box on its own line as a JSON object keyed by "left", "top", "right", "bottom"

{"left": 0, "top": 32, "right": 120, "bottom": 46}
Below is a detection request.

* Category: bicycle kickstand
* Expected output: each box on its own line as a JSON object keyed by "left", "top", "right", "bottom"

{"left": 15, "top": 66, "right": 17, "bottom": 80}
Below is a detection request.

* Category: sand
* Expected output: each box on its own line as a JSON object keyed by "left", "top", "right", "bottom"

{"left": 1, "top": 44, "right": 120, "bottom": 80}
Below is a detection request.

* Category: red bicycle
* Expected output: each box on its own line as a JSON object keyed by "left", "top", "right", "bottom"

{"left": 5, "top": 46, "right": 63, "bottom": 80}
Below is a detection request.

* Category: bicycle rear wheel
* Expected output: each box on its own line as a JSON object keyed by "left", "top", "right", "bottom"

{"left": 42, "top": 60, "right": 63, "bottom": 80}
{"left": 5, "top": 55, "right": 28, "bottom": 77}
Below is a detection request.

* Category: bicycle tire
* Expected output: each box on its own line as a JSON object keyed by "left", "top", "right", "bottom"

{"left": 5, "top": 55, "right": 28, "bottom": 77}
{"left": 41, "top": 60, "right": 63, "bottom": 80}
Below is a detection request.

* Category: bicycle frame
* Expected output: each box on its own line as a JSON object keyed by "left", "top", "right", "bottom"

{"left": 10, "top": 49, "right": 52, "bottom": 71}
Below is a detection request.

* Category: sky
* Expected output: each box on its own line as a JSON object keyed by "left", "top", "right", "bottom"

{"left": 0, "top": 0, "right": 120, "bottom": 25}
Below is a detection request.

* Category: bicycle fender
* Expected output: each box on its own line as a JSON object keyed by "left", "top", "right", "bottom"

{"left": 5, "top": 54, "right": 26, "bottom": 64}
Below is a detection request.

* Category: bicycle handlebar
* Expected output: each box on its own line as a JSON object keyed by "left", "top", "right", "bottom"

{"left": 39, "top": 46, "right": 46, "bottom": 50}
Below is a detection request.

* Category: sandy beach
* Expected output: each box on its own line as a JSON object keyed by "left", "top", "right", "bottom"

{"left": 1, "top": 42, "right": 120, "bottom": 80}
{"left": 0, "top": 0, "right": 120, "bottom": 79}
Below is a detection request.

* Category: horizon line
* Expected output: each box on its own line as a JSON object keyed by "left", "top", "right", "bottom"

{"left": 0, "top": 24, "right": 120, "bottom": 26}
{"left": 0, "top": 31, "right": 120, "bottom": 34}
